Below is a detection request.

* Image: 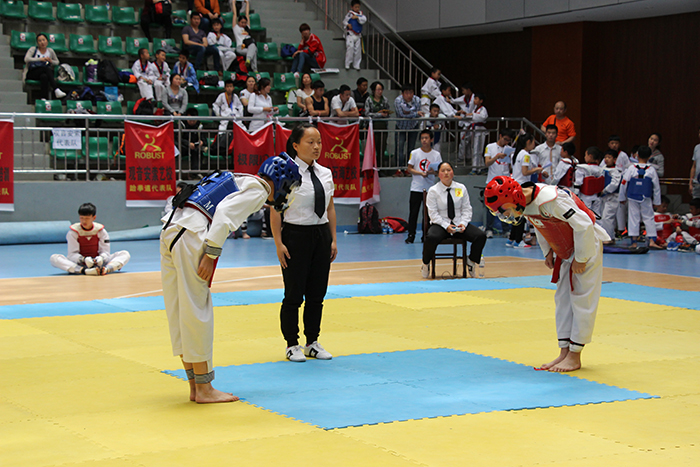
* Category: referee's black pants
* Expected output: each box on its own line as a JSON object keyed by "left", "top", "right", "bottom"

{"left": 280, "top": 223, "right": 332, "bottom": 347}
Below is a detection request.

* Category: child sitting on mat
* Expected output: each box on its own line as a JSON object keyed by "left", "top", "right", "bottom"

{"left": 50, "top": 203, "right": 130, "bottom": 275}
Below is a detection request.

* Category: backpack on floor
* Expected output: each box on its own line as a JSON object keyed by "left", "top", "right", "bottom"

{"left": 133, "top": 97, "right": 154, "bottom": 115}
{"left": 382, "top": 216, "right": 408, "bottom": 233}
{"left": 358, "top": 204, "right": 382, "bottom": 234}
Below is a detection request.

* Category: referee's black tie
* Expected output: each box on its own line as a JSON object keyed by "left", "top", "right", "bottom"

{"left": 447, "top": 188, "right": 455, "bottom": 221}
{"left": 309, "top": 164, "right": 325, "bottom": 219}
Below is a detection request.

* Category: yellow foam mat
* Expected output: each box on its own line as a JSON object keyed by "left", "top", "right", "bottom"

{"left": 1, "top": 288, "right": 699, "bottom": 467}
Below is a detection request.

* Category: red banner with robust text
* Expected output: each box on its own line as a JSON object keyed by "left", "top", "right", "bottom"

{"left": 231, "top": 122, "right": 274, "bottom": 175}
{"left": 125, "top": 120, "right": 176, "bottom": 207}
{"left": 0, "top": 120, "right": 14, "bottom": 212}
{"left": 317, "top": 121, "right": 360, "bottom": 204}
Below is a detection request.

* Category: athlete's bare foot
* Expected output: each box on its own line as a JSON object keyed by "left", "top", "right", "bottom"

{"left": 189, "top": 379, "right": 196, "bottom": 402}
{"left": 195, "top": 383, "right": 239, "bottom": 404}
{"left": 549, "top": 352, "right": 581, "bottom": 372}
{"left": 540, "top": 348, "right": 569, "bottom": 370}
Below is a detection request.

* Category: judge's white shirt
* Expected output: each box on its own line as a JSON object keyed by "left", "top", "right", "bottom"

{"left": 282, "top": 157, "right": 335, "bottom": 225}
{"left": 427, "top": 180, "right": 472, "bottom": 229}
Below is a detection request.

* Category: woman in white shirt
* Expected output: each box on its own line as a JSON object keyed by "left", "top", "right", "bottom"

{"left": 421, "top": 162, "right": 486, "bottom": 278}
{"left": 270, "top": 123, "right": 337, "bottom": 363}
{"left": 289, "top": 73, "right": 314, "bottom": 116}
{"left": 207, "top": 18, "right": 236, "bottom": 71}
{"left": 246, "top": 77, "right": 277, "bottom": 133}
{"left": 507, "top": 132, "right": 541, "bottom": 248}
{"left": 233, "top": 0, "right": 258, "bottom": 72}
{"left": 239, "top": 76, "right": 256, "bottom": 107}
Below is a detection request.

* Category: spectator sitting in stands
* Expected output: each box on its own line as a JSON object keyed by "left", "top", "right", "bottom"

{"left": 207, "top": 18, "right": 236, "bottom": 71}
{"left": 173, "top": 51, "right": 200, "bottom": 93}
{"left": 24, "top": 33, "right": 65, "bottom": 99}
{"left": 290, "top": 23, "right": 327, "bottom": 76}
{"left": 179, "top": 107, "right": 207, "bottom": 173}
{"left": 247, "top": 77, "right": 277, "bottom": 133}
{"left": 289, "top": 73, "right": 314, "bottom": 116}
{"left": 365, "top": 81, "right": 391, "bottom": 158}
{"left": 394, "top": 83, "right": 424, "bottom": 176}
{"left": 141, "top": 0, "right": 173, "bottom": 41}
{"left": 330, "top": 84, "right": 359, "bottom": 124}
{"left": 233, "top": 0, "right": 258, "bottom": 73}
{"left": 150, "top": 49, "right": 171, "bottom": 103}
{"left": 240, "top": 75, "right": 257, "bottom": 108}
{"left": 213, "top": 79, "right": 244, "bottom": 132}
{"left": 163, "top": 74, "right": 188, "bottom": 116}
{"left": 540, "top": 101, "right": 576, "bottom": 144}
{"left": 353, "top": 77, "right": 369, "bottom": 115}
{"left": 195, "top": 0, "right": 221, "bottom": 33}
{"left": 182, "top": 13, "right": 222, "bottom": 77}
{"left": 305, "top": 79, "right": 330, "bottom": 117}
{"left": 133, "top": 48, "right": 156, "bottom": 100}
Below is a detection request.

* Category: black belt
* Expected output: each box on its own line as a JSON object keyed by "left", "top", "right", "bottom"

{"left": 169, "top": 228, "right": 187, "bottom": 252}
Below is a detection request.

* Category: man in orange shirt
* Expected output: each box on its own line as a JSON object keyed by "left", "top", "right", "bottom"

{"left": 541, "top": 101, "right": 576, "bottom": 144}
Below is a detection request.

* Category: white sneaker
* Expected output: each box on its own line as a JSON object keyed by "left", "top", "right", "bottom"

{"left": 421, "top": 263, "right": 430, "bottom": 278}
{"left": 54, "top": 88, "right": 66, "bottom": 99}
{"left": 293, "top": 72, "right": 300, "bottom": 78}
{"left": 286, "top": 345, "right": 306, "bottom": 362}
{"left": 486, "top": 230, "right": 494, "bottom": 239}
{"left": 304, "top": 341, "right": 332, "bottom": 360}
{"left": 514, "top": 241, "right": 532, "bottom": 249}
{"left": 466, "top": 258, "right": 477, "bottom": 278}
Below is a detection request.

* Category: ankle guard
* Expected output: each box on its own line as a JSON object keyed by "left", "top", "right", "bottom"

{"left": 185, "top": 369, "right": 195, "bottom": 380}
{"left": 194, "top": 370, "right": 215, "bottom": 384}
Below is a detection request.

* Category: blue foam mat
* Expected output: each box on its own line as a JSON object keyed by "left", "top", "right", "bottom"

{"left": 164, "top": 349, "right": 657, "bottom": 429}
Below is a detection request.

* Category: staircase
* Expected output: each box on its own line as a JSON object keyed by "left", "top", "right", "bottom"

{"left": 0, "top": 23, "right": 32, "bottom": 113}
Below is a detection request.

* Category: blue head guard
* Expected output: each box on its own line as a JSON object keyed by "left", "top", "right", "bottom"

{"left": 258, "top": 152, "right": 302, "bottom": 212}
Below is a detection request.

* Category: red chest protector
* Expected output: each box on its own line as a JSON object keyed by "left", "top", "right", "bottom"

{"left": 654, "top": 213, "right": 674, "bottom": 238}
{"left": 526, "top": 186, "right": 595, "bottom": 261}
{"left": 70, "top": 222, "right": 104, "bottom": 258}
{"left": 557, "top": 161, "right": 576, "bottom": 188}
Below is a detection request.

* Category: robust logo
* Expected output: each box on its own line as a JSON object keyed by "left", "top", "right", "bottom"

{"left": 135, "top": 134, "right": 165, "bottom": 159}
{"left": 326, "top": 137, "right": 351, "bottom": 160}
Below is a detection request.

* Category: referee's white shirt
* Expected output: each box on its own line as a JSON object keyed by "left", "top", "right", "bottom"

{"left": 283, "top": 157, "right": 334, "bottom": 225}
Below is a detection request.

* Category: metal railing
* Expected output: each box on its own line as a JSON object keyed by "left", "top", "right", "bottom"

{"left": 4, "top": 112, "right": 543, "bottom": 180}
{"left": 306, "top": 0, "right": 457, "bottom": 90}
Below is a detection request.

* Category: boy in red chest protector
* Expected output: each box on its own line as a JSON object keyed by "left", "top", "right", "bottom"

{"left": 50, "top": 203, "right": 131, "bottom": 275}
{"left": 485, "top": 176, "right": 609, "bottom": 372}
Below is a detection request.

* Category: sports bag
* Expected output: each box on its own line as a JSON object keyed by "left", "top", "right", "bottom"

{"left": 98, "top": 59, "right": 121, "bottom": 85}
{"left": 382, "top": 216, "right": 408, "bottom": 233}
{"left": 358, "top": 204, "right": 381, "bottom": 234}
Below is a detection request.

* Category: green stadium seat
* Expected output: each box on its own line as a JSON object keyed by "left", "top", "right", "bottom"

{"left": 153, "top": 38, "right": 178, "bottom": 58}
{"left": 54, "top": 65, "right": 82, "bottom": 86}
{"left": 258, "top": 42, "right": 281, "bottom": 61}
{"left": 248, "top": 13, "right": 265, "bottom": 32}
{"left": 197, "top": 70, "right": 222, "bottom": 91}
{"left": 56, "top": 3, "right": 81, "bottom": 23}
{"left": 277, "top": 105, "right": 289, "bottom": 117}
{"left": 82, "top": 66, "right": 103, "bottom": 86}
{"left": 187, "top": 103, "right": 211, "bottom": 123}
{"left": 310, "top": 73, "right": 321, "bottom": 83}
{"left": 46, "top": 33, "right": 68, "bottom": 53}
{"left": 2, "top": 1, "right": 27, "bottom": 19}
{"left": 50, "top": 136, "right": 83, "bottom": 160}
{"left": 35, "top": 99, "right": 63, "bottom": 120}
{"left": 69, "top": 34, "right": 96, "bottom": 54}
{"left": 281, "top": 43, "right": 297, "bottom": 61}
{"left": 127, "top": 100, "right": 136, "bottom": 114}
{"left": 66, "top": 100, "right": 92, "bottom": 112}
{"left": 272, "top": 72, "right": 296, "bottom": 92}
{"left": 249, "top": 71, "right": 271, "bottom": 81}
{"left": 126, "top": 37, "right": 150, "bottom": 56}
{"left": 98, "top": 35, "right": 124, "bottom": 56}
{"left": 28, "top": 1, "right": 54, "bottom": 21}
{"left": 119, "top": 70, "right": 136, "bottom": 89}
{"left": 221, "top": 11, "right": 233, "bottom": 28}
{"left": 97, "top": 101, "right": 123, "bottom": 115}
{"left": 171, "top": 9, "right": 187, "bottom": 27}
{"left": 10, "top": 30, "right": 36, "bottom": 51}
{"left": 84, "top": 5, "right": 109, "bottom": 24}
{"left": 113, "top": 135, "right": 125, "bottom": 160}
{"left": 111, "top": 6, "right": 138, "bottom": 26}
{"left": 83, "top": 136, "right": 110, "bottom": 161}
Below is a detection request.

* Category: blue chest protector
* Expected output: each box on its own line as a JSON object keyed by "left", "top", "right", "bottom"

{"left": 349, "top": 17, "right": 363, "bottom": 34}
{"left": 185, "top": 171, "right": 240, "bottom": 222}
{"left": 626, "top": 165, "right": 653, "bottom": 201}
{"left": 604, "top": 171, "right": 620, "bottom": 193}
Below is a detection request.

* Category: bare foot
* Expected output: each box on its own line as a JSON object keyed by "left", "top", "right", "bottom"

{"left": 539, "top": 348, "right": 569, "bottom": 370}
{"left": 243, "top": 233, "right": 251, "bottom": 239}
{"left": 189, "top": 379, "right": 196, "bottom": 402}
{"left": 549, "top": 352, "right": 581, "bottom": 372}
{"left": 195, "top": 383, "right": 239, "bottom": 404}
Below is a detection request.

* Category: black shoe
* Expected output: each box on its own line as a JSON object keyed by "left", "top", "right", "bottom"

{"left": 405, "top": 235, "right": 415, "bottom": 244}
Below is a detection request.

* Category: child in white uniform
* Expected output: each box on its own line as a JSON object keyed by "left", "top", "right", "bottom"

{"left": 574, "top": 147, "right": 605, "bottom": 216}
{"left": 50, "top": 203, "right": 130, "bottom": 275}
{"left": 483, "top": 128, "right": 515, "bottom": 237}
{"left": 342, "top": 0, "right": 367, "bottom": 70}
{"left": 470, "top": 92, "right": 488, "bottom": 173}
{"left": 619, "top": 145, "right": 661, "bottom": 247}
{"left": 599, "top": 150, "right": 622, "bottom": 241}
{"left": 485, "top": 176, "right": 609, "bottom": 372}
{"left": 420, "top": 67, "right": 441, "bottom": 115}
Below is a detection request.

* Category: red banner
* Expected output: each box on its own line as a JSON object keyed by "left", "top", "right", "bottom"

{"left": 360, "top": 120, "right": 381, "bottom": 206}
{"left": 231, "top": 122, "right": 274, "bottom": 175}
{"left": 0, "top": 120, "right": 14, "bottom": 211}
{"left": 125, "top": 120, "right": 176, "bottom": 207}
{"left": 275, "top": 123, "right": 292, "bottom": 156}
{"left": 317, "top": 121, "right": 360, "bottom": 204}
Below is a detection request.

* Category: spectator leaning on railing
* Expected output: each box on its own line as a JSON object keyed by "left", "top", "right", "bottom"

{"left": 394, "top": 83, "right": 424, "bottom": 174}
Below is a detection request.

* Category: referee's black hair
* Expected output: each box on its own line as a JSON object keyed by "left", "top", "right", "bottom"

{"left": 78, "top": 203, "right": 96, "bottom": 216}
{"left": 286, "top": 123, "right": 317, "bottom": 157}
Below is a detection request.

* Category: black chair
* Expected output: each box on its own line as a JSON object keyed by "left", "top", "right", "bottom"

{"left": 422, "top": 189, "right": 468, "bottom": 279}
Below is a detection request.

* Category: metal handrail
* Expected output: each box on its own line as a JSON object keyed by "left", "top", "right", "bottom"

{"left": 306, "top": 0, "right": 456, "bottom": 90}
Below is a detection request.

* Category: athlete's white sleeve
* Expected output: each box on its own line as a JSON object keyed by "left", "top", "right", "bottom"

{"left": 66, "top": 230, "right": 82, "bottom": 263}
{"left": 650, "top": 168, "right": 661, "bottom": 206}
{"left": 98, "top": 229, "right": 111, "bottom": 260}
{"left": 205, "top": 176, "right": 270, "bottom": 250}
{"left": 602, "top": 168, "right": 621, "bottom": 194}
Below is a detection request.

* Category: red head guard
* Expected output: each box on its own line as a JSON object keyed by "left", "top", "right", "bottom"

{"left": 484, "top": 176, "right": 526, "bottom": 214}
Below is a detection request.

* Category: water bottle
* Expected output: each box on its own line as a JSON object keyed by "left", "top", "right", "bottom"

{"left": 382, "top": 221, "right": 388, "bottom": 234}
{"left": 106, "top": 2, "right": 110, "bottom": 10}
{"left": 478, "top": 256, "right": 485, "bottom": 279}
{"left": 388, "top": 223, "right": 393, "bottom": 234}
